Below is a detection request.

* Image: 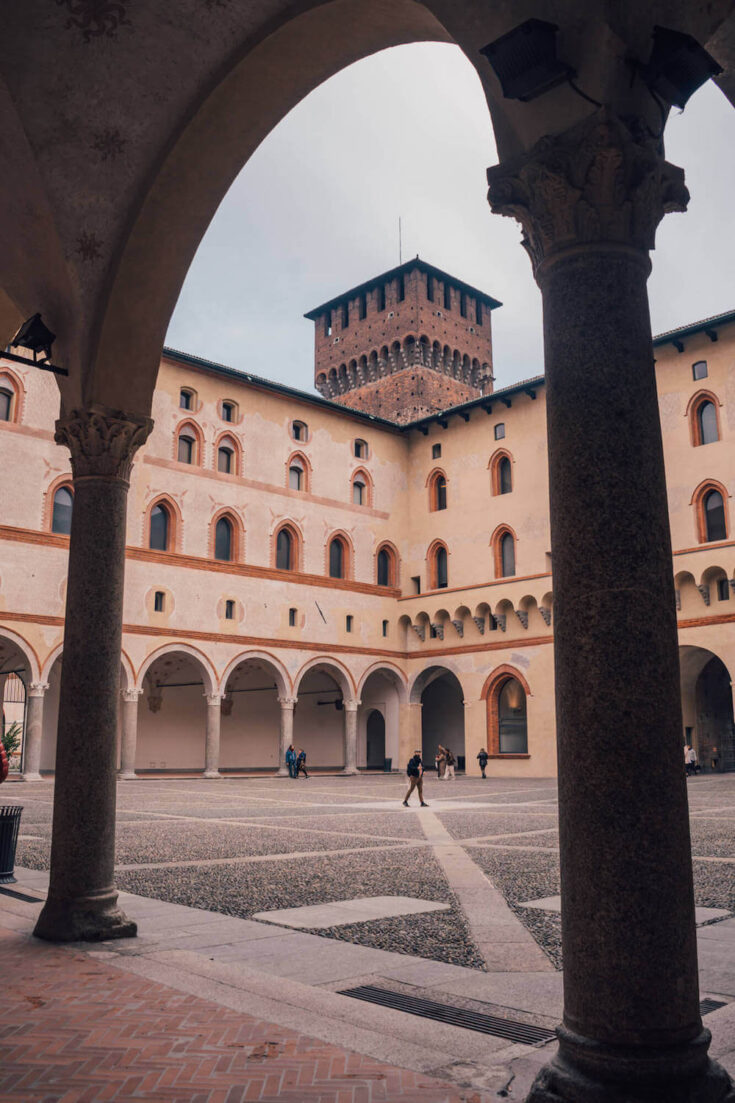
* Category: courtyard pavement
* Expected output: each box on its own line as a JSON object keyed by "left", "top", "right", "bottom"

{"left": 2, "top": 773, "right": 735, "bottom": 1099}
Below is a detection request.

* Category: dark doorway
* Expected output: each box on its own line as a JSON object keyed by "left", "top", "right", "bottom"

{"left": 419, "top": 669, "right": 465, "bottom": 769}
{"left": 366, "top": 709, "right": 385, "bottom": 769}
{"left": 695, "top": 656, "right": 735, "bottom": 772}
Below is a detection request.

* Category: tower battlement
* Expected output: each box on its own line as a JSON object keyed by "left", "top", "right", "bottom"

{"left": 305, "top": 259, "right": 501, "bottom": 424}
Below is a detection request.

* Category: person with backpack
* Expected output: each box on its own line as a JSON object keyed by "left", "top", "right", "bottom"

{"left": 444, "top": 748, "right": 456, "bottom": 780}
{"left": 403, "top": 749, "right": 428, "bottom": 807}
{"left": 295, "top": 747, "right": 309, "bottom": 778}
{"left": 285, "top": 744, "right": 297, "bottom": 778}
{"left": 477, "top": 747, "right": 489, "bottom": 778}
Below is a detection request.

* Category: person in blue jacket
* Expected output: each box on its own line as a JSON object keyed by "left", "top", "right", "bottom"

{"left": 285, "top": 744, "right": 296, "bottom": 778}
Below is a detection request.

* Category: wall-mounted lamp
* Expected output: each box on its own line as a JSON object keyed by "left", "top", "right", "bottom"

{"left": 5, "top": 313, "right": 67, "bottom": 376}
{"left": 480, "top": 19, "right": 574, "bottom": 102}
{"left": 642, "top": 26, "right": 722, "bottom": 109}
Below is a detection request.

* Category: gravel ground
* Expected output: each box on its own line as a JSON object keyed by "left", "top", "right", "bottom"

{"left": 437, "top": 810, "right": 558, "bottom": 840}
{"left": 692, "top": 859, "right": 735, "bottom": 911}
{"left": 690, "top": 822, "right": 735, "bottom": 857}
{"left": 115, "top": 846, "right": 481, "bottom": 966}
{"left": 252, "top": 812, "right": 427, "bottom": 840}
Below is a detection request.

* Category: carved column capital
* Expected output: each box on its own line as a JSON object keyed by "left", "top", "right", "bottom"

{"left": 487, "top": 109, "right": 688, "bottom": 278}
{"left": 204, "top": 692, "right": 224, "bottom": 706}
{"left": 55, "top": 404, "right": 153, "bottom": 482}
{"left": 278, "top": 696, "right": 297, "bottom": 709}
{"left": 28, "top": 682, "right": 50, "bottom": 697}
{"left": 121, "top": 689, "right": 143, "bottom": 703}
{"left": 344, "top": 700, "right": 360, "bottom": 713}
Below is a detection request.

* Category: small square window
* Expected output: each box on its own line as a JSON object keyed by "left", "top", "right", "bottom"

{"left": 354, "top": 439, "right": 367, "bottom": 459}
{"left": 717, "top": 578, "right": 730, "bottom": 601}
{"left": 154, "top": 591, "right": 165, "bottom": 612}
{"left": 225, "top": 599, "right": 235, "bottom": 620}
{"left": 411, "top": 575, "right": 421, "bottom": 594}
{"left": 291, "top": 421, "right": 307, "bottom": 441}
{"left": 494, "top": 423, "right": 505, "bottom": 440}
{"left": 692, "top": 360, "right": 708, "bottom": 380}
{"left": 432, "top": 443, "right": 441, "bottom": 459}
{"left": 346, "top": 614, "right": 353, "bottom": 633}
{"left": 222, "top": 402, "right": 234, "bottom": 422}
{"left": 289, "top": 607, "right": 297, "bottom": 627}
{"left": 179, "top": 390, "right": 192, "bottom": 410}
{"left": 382, "top": 619, "right": 388, "bottom": 637}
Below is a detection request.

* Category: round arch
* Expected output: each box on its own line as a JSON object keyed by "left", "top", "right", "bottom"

{"left": 135, "top": 642, "right": 217, "bottom": 695}
{"left": 0, "top": 625, "right": 41, "bottom": 683}
{"left": 219, "top": 650, "right": 291, "bottom": 698}
{"left": 409, "top": 661, "right": 466, "bottom": 705}
{"left": 357, "top": 661, "right": 408, "bottom": 703}
{"left": 42, "top": 473, "right": 74, "bottom": 533}
{"left": 482, "top": 664, "right": 532, "bottom": 758}
{"left": 294, "top": 655, "right": 356, "bottom": 702}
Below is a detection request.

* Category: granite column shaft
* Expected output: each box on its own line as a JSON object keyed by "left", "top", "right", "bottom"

{"left": 22, "top": 682, "right": 49, "bottom": 782}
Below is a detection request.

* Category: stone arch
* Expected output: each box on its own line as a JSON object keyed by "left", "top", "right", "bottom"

{"left": 357, "top": 661, "right": 408, "bottom": 703}
{"left": 220, "top": 651, "right": 292, "bottom": 771}
{"left": 410, "top": 664, "right": 466, "bottom": 769}
{"left": 294, "top": 655, "right": 356, "bottom": 702}
{"left": 136, "top": 643, "right": 217, "bottom": 695}
{"left": 0, "top": 625, "right": 41, "bottom": 683}
{"left": 679, "top": 645, "right": 735, "bottom": 772}
{"left": 219, "top": 650, "right": 291, "bottom": 698}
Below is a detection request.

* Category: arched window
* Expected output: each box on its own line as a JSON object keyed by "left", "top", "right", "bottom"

{"left": 214, "top": 516, "right": 233, "bottom": 561}
{"left": 499, "top": 457, "right": 512, "bottom": 494}
{"left": 428, "top": 542, "right": 448, "bottom": 589}
{"left": 376, "top": 545, "right": 396, "bottom": 587}
{"left": 291, "top": 420, "right": 308, "bottom": 442}
{"left": 329, "top": 537, "right": 345, "bottom": 579}
{"left": 149, "top": 503, "right": 170, "bottom": 550}
{"left": 697, "top": 401, "right": 718, "bottom": 445}
{"left": 428, "top": 469, "right": 447, "bottom": 511}
{"left": 704, "top": 490, "right": 727, "bottom": 542}
{"left": 501, "top": 533, "right": 515, "bottom": 577}
{"left": 352, "top": 476, "right": 366, "bottom": 505}
{"left": 0, "top": 385, "right": 12, "bottom": 422}
{"left": 51, "top": 486, "right": 73, "bottom": 535}
{"left": 217, "top": 444, "right": 233, "bottom": 473}
{"left": 289, "top": 460, "right": 304, "bottom": 490}
{"left": 354, "top": 439, "right": 368, "bottom": 459}
{"left": 498, "top": 678, "right": 528, "bottom": 754}
{"left": 276, "top": 527, "right": 293, "bottom": 570}
{"left": 177, "top": 430, "right": 195, "bottom": 464}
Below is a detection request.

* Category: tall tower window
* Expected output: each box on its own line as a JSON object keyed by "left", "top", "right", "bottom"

{"left": 443, "top": 283, "right": 452, "bottom": 310}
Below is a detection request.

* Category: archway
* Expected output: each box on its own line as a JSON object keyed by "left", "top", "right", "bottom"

{"left": 411, "top": 665, "right": 465, "bottom": 771}
{"left": 0, "top": 630, "right": 37, "bottom": 773}
{"left": 680, "top": 646, "right": 735, "bottom": 772}
{"left": 357, "top": 665, "right": 406, "bottom": 769}
{"left": 221, "top": 653, "right": 289, "bottom": 771}
{"left": 136, "top": 648, "right": 215, "bottom": 773}
{"left": 294, "top": 659, "right": 354, "bottom": 769}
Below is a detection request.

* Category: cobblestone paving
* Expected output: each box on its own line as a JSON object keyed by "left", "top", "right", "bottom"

{"left": 0, "top": 926, "right": 493, "bottom": 1103}
{"left": 12, "top": 773, "right": 735, "bottom": 972}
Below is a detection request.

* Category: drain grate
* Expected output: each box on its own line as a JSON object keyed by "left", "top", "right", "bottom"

{"left": 0, "top": 885, "right": 44, "bottom": 904}
{"left": 338, "top": 985, "right": 556, "bottom": 1045}
{"left": 700, "top": 998, "right": 727, "bottom": 1016}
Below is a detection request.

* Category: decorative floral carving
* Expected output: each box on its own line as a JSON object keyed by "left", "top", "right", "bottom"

{"left": 487, "top": 108, "right": 689, "bottom": 275}
{"left": 92, "top": 127, "right": 126, "bottom": 161}
{"left": 55, "top": 405, "right": 153, "bottom": 481}
{"left": 75, "top": 231, "right": 103, "bottom": 262}
{"left": 57, "top": 0, "right": 132, "bottom": 42}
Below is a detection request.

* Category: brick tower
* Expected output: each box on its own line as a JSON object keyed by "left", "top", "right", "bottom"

{"left": 305, "top": 258, "right": 501, "bottom": 424}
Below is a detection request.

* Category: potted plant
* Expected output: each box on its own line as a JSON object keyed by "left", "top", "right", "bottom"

{"left": 0, "top": 724, "right": 23, "bottom": 883}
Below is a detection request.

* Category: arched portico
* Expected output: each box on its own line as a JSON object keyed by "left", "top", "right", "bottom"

{"left": 680, "top": 645, "right": 735, "bottom": 773}
{"left": 293, "top": 657, "right": 356, "bottom": 771}
{"left": 410, "top": 664, "right": 466, "bottom": 771}
{"left": 221, "top": 652, "right": 291, "bottom": 772}
{"left": 357, "top": 664, "right": 407, "bottom": 769}
{"left": 0, "top": 627, "right": 40, "bottom": 778}
{"left": 134, "top": 646, "right": 217, "bottom": 775}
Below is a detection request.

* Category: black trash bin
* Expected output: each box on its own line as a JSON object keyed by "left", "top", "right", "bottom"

{"left": 0, "top": 806, "right": 23, "bottom": 884}
{"left": 383, "top": 757, "right": 392, "bottom": 773}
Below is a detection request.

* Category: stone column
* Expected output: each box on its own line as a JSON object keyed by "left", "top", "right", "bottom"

{"left": 119, "top": 689, "right": 143, "bottom": 780}
{"left": 34, "top": 404, "right": 152, "bottom": 943}
{"left": 488, "top": 110, "right": 733, "bottom": 1102}
{"left": 276, "top": 696, "right": 296, "bottom": 775}
{"left": 341, "top": 700, "right": 359, "bottom": 775}
{"left": 203, "top": 692, "right": 223, "bottom": 778}
{"left": 22, "top": 682, "right": 49, "bottom": 781}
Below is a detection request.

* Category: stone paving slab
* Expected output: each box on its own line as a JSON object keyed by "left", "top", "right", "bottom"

{"left": 253, "top": 895, "right": 450, "bottom": 928}
{"left": 519, "top": 894, "right": 731, "bottom": 925}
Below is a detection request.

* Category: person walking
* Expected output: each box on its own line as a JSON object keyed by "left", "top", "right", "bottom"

{"left": 477, "top": 747, "right": 489, "bottom": 778}
{"left": 285, "top": 744, "right": 297, "bottom": 778}
{"left": 444, "top": 747, "right": 456, "bottom": 780}
{"left": 295, "top": 747, "right": 309, "bottom": 778}
{"left": 436, "top": 745, "right": 447, "bottom": 778}
{"left": 403, "top": 749, "right": 428, "bottom": 807}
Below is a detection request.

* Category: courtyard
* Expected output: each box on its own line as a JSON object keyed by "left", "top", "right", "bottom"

{"left": 3, "top": 774, "right": 735, "bottom": 1099}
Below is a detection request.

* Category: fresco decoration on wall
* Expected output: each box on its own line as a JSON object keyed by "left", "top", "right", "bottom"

{"left": 92, "top": 128, "right": 127, "bottom": 162}
{"left": 57, "top": 0, "right": 132, "bottom": 43}
{"left": 75, "top": 231, "right": 103, "bottom": 262}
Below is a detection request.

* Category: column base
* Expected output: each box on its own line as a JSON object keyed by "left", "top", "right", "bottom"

{"left": 21, "top": 772, "right": 43, "bottom": 782}
{"left": 340, "top": 766, "right": 358, "bottom": 776}
{"left": 528, "top": 1027, "right": 735, "bottom": 1103}
{"left": 118, "top": 770, "right": 137, "bottom": 780}
{"left": 202, "top": 769, "right": 221, "bottom": 779}
{"left": 276, "top": 766, "right": 289, "bottom": 776}
{"left": 34, "top": 888, "right": 137, "bottom": 943}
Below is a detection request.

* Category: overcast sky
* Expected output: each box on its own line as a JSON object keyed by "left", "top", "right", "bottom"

{"left": 167, "top": 43, "right": 735, "bottom": 394}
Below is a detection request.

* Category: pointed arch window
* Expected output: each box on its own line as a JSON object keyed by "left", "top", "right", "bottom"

{"left": 289, "top": 460, "right": 304, "bottom": 490}
{"left": 329, "top": 537, "right": 345, "bottom": 579}
{"left": 51, "top": 486, "right": 73, "bottom": 535}
{"left": 698, "top": 401, "right": 718, "bottom": 445}
{"left": 214, "top": 516, "right": 233, "bottom": 561}
{"left": 376, "top": 544, "right": 396, "bottom": 587}
{"left": 0, "top": 386, "right": 12, "bottom": 422}
{"left": 704, "top": 490, "right": 727, "bottom": 542}
{"left": 499, "top": 457, "right": 512, "bottom": 494}
{"left": 501, "top": 533, "right": 515, "bottom": 577}
{"left": 352, "top": 476, "right": 366, "bottom": 505}
{"left": 428, "top": 469, "right": 447, "bottom": 511}
{"left": 276, "top": 527, "right": 294, "bottom": 570}
{"left": 428, "top": 542, "right": 448, "bottom": 590}
{"left": 177, "top": 431, "right": 195, "bottom": 464}
{"left": 217, "top": 444, "right": 234, "bottom": 473}
{"left": 498, "top": 678, "right": 528, "bottom": 754}
{"left": 149, "top": 502, "right": 170, "bottom": 551}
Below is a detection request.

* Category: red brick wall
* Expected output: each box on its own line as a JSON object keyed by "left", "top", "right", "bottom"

{"left": 332, "top": 367, "right": 482, "bottom": 425}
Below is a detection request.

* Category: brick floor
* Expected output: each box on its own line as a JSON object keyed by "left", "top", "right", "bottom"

{"left": 0, "top": 927, "right": 493, "bottom": 1103}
